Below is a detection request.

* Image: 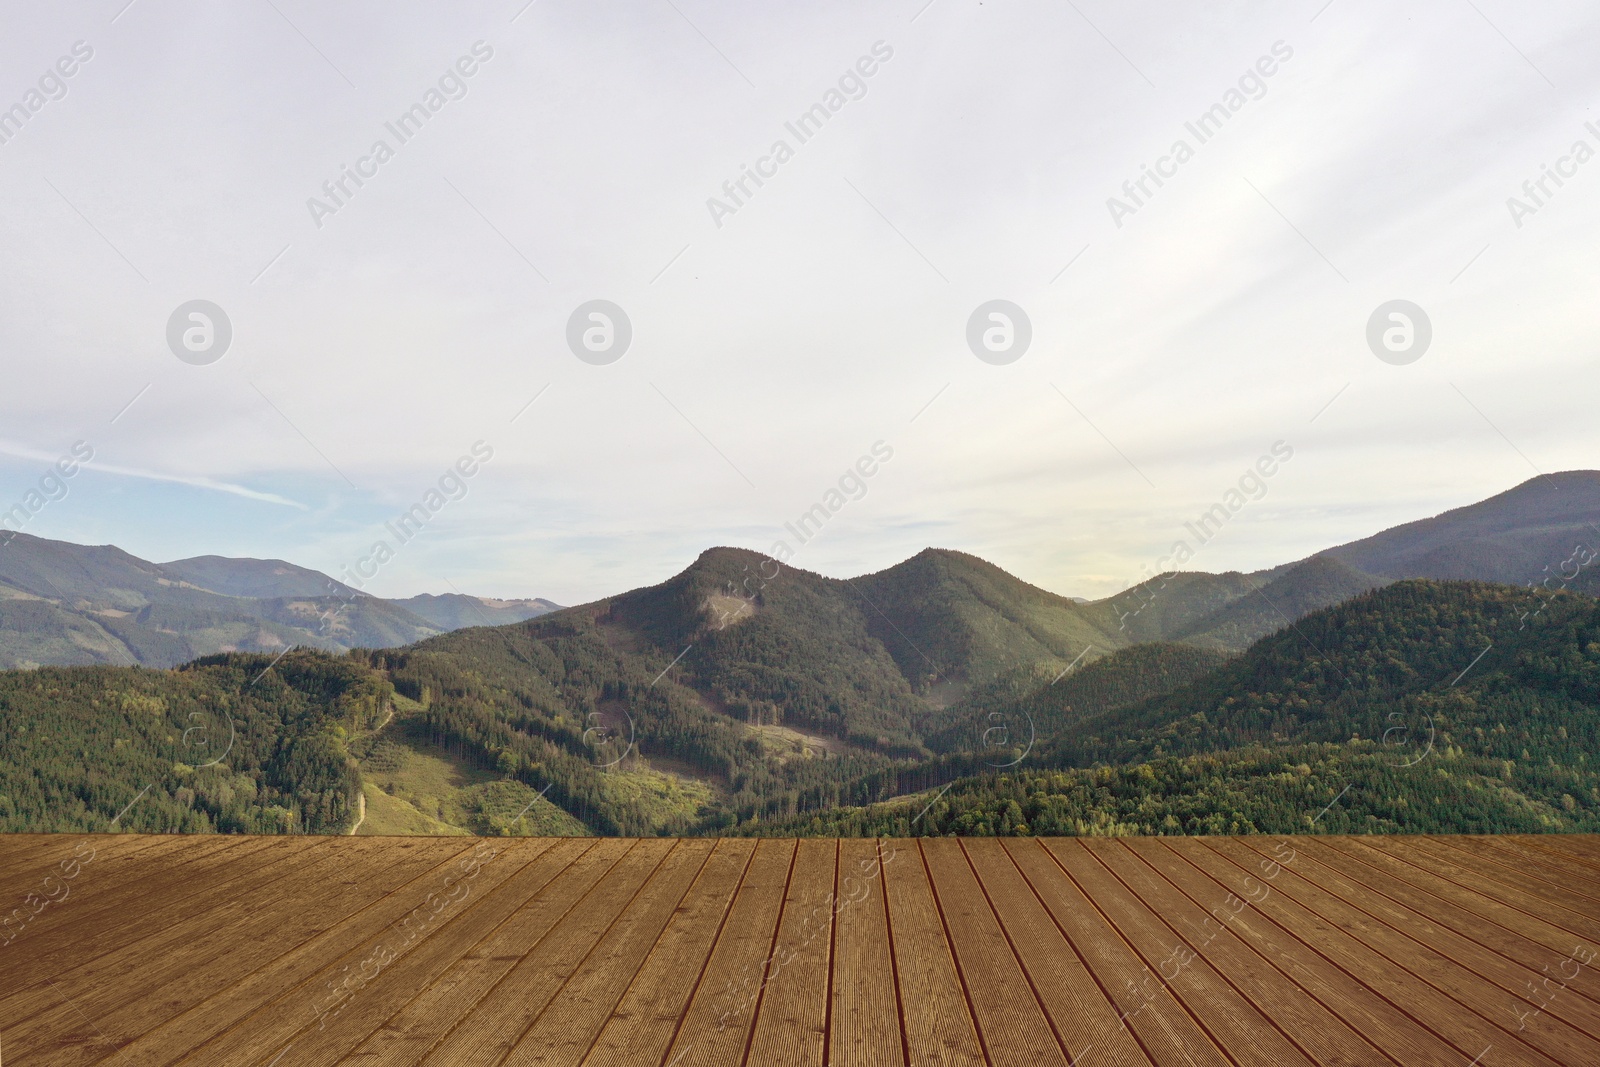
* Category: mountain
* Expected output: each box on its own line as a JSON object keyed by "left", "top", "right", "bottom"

{"left": 921, "top": 641, "right": 1231, "bottom": 753}
{"left": 356, "top": 546, "right": 1152, "bottom": 836}
{"left": 1323, "top": 470, "right": 1600, "bottom": 589}
{"left": 848, "top": 548, "right": 1129, "bottom": 699}
{"left": 0, "top": 534, "right": 214, "bottom": 609}
{"left": 1083, "top": 570, "right": 1260, "bottom": 644}
{"left": 1, "top": 472, "right": 1598, "bottom": 838}
{"left": 1070, "top": 472, "right": 1600, "bottom": 652}
{"left": 1172, "top": 554, "right": 1391, "bottom": 649}
{"left": 160, "top": 555, "right": 358, "bottom": 599}
{"left": 357, "top": 547, "right": 1236, "bottom": 834}
{"left": 742, "top": 579, "right": 1600, "bottom": 836}
{"left": 2, "top": 471, "right": 1591, "bottom": 673}
{"left": 158, "top": 561, "right": 560, "bottom": 630}
{"left": 0, "top": 650, "right": 391, "bottom": 833}
{"left": 4, "top": 563, "right": 1599, "bottom": 838}
{"left": 394, "top": 593, "right": 559, "bottom": 631}
{"left": 0, "top": 534, "right": 557, "bottom": 670}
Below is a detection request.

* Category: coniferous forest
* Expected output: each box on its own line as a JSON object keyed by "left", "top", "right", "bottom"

{"left": 2, "top": 565, "right": 1597, "bottom": 838}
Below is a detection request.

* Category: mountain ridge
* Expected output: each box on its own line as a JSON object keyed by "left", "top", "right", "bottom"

{"left": 0, "top": 533, "right": 559, "bottom": 669}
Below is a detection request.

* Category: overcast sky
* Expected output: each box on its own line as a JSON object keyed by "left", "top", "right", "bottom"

{"left": 1, "top": 0, "right": 1597, "bottom": 605}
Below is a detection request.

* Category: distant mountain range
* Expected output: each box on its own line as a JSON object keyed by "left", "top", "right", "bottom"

{"left": 1103, "top": 469, "right": 1600, "bottom": 650}
{"left": 2, "top": 471, "right": 1595, "bottom": 675}
{"left": 1, "top": 472, "right": 1597, "bottom": 837}
{"left": 0, "top": 535, "right": 559, "bottom": 669}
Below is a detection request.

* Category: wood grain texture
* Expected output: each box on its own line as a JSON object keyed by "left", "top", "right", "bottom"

{"left": 1, "top": 833, "right": 1596, "bottom": 1066}
{"left": 741, "top": 837, "right": 837, "bottom": 1067}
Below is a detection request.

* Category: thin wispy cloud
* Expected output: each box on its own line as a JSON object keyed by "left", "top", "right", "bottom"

{"left": 0, "top": 441, "right": 307, "bottom": 510}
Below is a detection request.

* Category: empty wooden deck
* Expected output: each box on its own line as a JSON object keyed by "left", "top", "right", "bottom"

{"left": 2, "top": 834, "right": 1597, "bottom": 1065}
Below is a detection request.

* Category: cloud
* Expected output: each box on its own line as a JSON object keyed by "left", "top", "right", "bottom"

{"left": 0, "top": 440, "right": 307, "bottom": 510}
{"left": 1, "top": 1, "right": 1598, "bottom": 600}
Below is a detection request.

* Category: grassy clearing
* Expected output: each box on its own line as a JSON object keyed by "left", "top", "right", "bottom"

{"left": 746, "top": 723, "right": 848, "bottom": 761}
{"left": 357, "top": 782, "right": 467, "bottom": 836}
{"left": 353, "top": 695, "right": 587, "bottom": 836}
{"left": 598, "top": 765, "right": 715, "bottom": 832}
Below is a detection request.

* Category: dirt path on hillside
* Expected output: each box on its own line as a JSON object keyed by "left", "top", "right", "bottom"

{"left": 347, "top": 788, "right": 366, "bottom": 835}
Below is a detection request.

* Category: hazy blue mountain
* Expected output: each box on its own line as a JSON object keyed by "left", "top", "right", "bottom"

{"left": 1322, "top": 470, "right": 1600, "bottom": 589}
{"left": 395, "top": 593, "right": 560, "bottom": 631}
{"left": 0, "top": 534, "right": 549, "bottom": 668}
{"left": 1071, "top": 472, "right": 1600, "bottom": 651}
{"left": 160, "top": 555, "right": 358, "bottom": 599}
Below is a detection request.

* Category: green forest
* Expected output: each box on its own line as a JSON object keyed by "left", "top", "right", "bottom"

{"left": 1, "top": 560, "right": 1597, "bottom": 839}
{"left": 0, "top": 652, "right": 389, "bottom": 833}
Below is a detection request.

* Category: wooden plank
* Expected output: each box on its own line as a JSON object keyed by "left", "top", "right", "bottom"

{"left": 133, "top": 838, "right": 530, "bottom": 1067}
{"left": 0, "top": 834, "right": 280, "bottom": 946}
{"left": 1137, "top": 838, "right": 1472, "bottom": 1067}
{"left": 1273, "top": 838, "right": 1600, "bottom": 1030}
{"left": 1525, "top": 834, "right": 1600, "bottom": 871}
{"left": 410, "top": 839, "right": 679, "bottom": 1067}
{"left": 1497, "top": 834, "right": 1600, "bottom": 883}
{"left": 1409, "top": 836, "right": 1600, "bottom": 915}
{"left": 1089, "top": 839, "right": 1379, "bottom": 1067}
{"left": 657, "top": 837, "right": 797, "bottom": 1067}
{"left": 826, "top": 838, "right": 905, "bottom": 1067}
{"left": 6, "top": 833, "right": 1600, "bottom": 1066}
{"left": 1199, "top": 837, "right": 1570, "bottom": 1067}
{"left": 580, "top": 840, "right": 758, "bottom": 1067}
{"left": 0, "top": 835, "right": 170, "bottom": 963}
{"left": 921, "top": 838, "right": 1069, "bottom": 1067}
{"left": 742, "top": 837, "right": 839, "bottom": 1067}
{"left": 1260, "top": 844, "right": 1600, "bottom": 1062}
{"left": 879, "top": 839, "right": 986, "bottom": 1067}
{"left": 8, "top": 836, "right": 449, "bottom": 1065}
{"left": 1438, "top": 836, "right": 1600, "bottom": 902}
{"left": 965, "top": 839, "right": 1149, "bottom": 1067}
{"left": 98, "top": 838, "right": 481, "bottom": 1066}
{"left": 0, "top": 834, "right": 163, "bottom": 899}
{"left": 295, "top": 838, "right": 621, "bottom": 1067}
{"left": 238, "top": 837, "right": 625, "bottom": 1067}
{"left": 1048, "top": 839, "right": 1315, "bottom": 1067}
{"left": 0, "top": 836, "right": 313, "bottom": 1007}
{"left": 1361, "top": 837, "right": 1600, "bottom": 947}
{"left": 1312, "top": 838, "right": 1600, "bottom": 1004}
{"left": 1015, "top": 840, "right": 1229, "bottom": 1067}
{"left": 501, "top": 840, "right": 719, "bottom": 1065}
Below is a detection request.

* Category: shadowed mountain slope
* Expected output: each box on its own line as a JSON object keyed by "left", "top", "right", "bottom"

{"left": 1174, "top": 554, "right": 1391, "bottom": 649}
{"left": 1323, "top": 471, "right": 1600, "bottom": 587}
{"left": 850, "top": 548, "right": 1126, "bottom": 695}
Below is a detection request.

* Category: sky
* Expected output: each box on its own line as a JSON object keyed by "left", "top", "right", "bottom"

{"left": 1, "top": 0, "right": 1597, "bottom": 606}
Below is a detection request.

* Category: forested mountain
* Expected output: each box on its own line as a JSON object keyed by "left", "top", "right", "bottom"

{"left": 0, "top": 533, "right": 556, "bottom": 669}
{"left": 1078, "top": 471, "right": 1600, "bottom": 648}
{"left": 1171, "top": 554, "right": 1391, "bottom": 649}
{"left": 1323, "top": 469, "right": 1600, "bottom": 587}
{"left": 2, "top": 575, "right": 1598, "bottom": 838}
{"left": 0, "top": 473, "right": 1597, "bottom": 838}
{"left": 847, "top": 548, "right": 1124, "bottom": 696}
{"left": 0, "top": 651, "right": 390, "bottom": 833}
{"left": 748, "top": 580, "right": 1600, "bottom": 836}
{"left": 921, "top": 642, "right": 1231, "bottom": 754}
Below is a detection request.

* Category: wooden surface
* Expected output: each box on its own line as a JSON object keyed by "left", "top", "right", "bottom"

{"left": 2, "top": 834, "right": 1598, "bottom": 1065}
